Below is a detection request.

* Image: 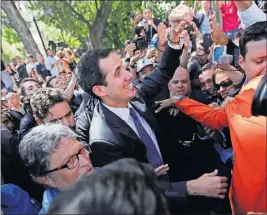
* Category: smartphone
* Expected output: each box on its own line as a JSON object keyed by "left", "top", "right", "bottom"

{"left": 203, "top": 34, "right": 213, "bottom": 54}
{"left": 185, "top": 25, "right": 194, "bottom": 34}
{"left": 213, "top": 46, "right": 227, "bottom": 63}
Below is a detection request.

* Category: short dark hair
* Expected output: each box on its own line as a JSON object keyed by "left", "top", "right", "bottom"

{"left": 201, "top": 62, "right": 215, "bottom": 73}
{"left": 75, "top": 49, "right": 112, "bottom": 97}
{"left": 20, "top": 78, "right": 41, "bottom": 97}
{"left": 48, "top": 158, "right": 169, "bottom": 214}
{"left": 30, "top": 88, "right": 68, "bottom": 121}
{"left": 239, "top": 21, "right": 267, "bottom": 59}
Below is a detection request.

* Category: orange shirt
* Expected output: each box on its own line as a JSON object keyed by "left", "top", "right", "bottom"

{"left": 175, "top": 75, "right": 266, "bottom": 214}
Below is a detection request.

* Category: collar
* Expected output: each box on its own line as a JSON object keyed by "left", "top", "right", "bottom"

{"left": 102, "top": 102, "right": 133, "bottom": 122}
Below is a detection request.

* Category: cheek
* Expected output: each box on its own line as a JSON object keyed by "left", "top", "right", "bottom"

{"left": 55, "top": 170, "right": 79, "bottom": 188}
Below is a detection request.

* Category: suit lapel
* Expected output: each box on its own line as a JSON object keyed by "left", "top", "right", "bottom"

{"left": 130, "top": 100, "right": 162, "bottom": 136}
{"left": 100, "top": 103, "right": 141, "bottom": 143}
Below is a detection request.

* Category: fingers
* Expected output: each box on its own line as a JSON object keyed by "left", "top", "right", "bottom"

{"left": 207, "top": 169, "right": 218, "bottom": 177}
{"left": 174, "top": 108, "right": 179, "bottom": 116}
{"left": 155, "top": 105, "right": 164, "bottom": 114}
{"left": 216, "top": 194, "right": 226, "bottom": 199}
{"left": 220, "top": 176, "right": 228, "bottom": 183}
{"left": 169, "top": 108, "right": 174, "bottom": 116}
{"left": 155, "top": 164, "right": 169, "bottom": 176}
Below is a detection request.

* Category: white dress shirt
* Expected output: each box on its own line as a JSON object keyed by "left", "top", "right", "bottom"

{"left": 102, "top": 103, "right": 163, "bottom": 158}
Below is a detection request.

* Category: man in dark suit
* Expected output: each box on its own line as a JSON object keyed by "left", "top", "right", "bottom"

{"left": 76, "top": 5, "right": 228, "bottom": 208}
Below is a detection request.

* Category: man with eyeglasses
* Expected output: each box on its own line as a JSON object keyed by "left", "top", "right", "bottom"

{"left": 19, "top": 124, "right": 94, "bottom": 214}
{"left": 29, "top": 88, "right": 76, "bottom": 131}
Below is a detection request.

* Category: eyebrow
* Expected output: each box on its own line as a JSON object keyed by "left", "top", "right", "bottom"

{"left": 111, "top": 63, "right": 122, "bottom": 76}
{"left": 62, "top": 145, "right": 84, "bottom": 164}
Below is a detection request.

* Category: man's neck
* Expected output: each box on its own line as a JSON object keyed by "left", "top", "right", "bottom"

{"left": 102, "top": 100, "right": 129, "bottom": 108}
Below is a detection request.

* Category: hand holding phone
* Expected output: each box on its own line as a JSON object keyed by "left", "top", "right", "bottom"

{"left": 212, "top": 46, "right": 227, "bottom": 63}
{"left": 203, "top": 34, "right": 213, "bottom": 54}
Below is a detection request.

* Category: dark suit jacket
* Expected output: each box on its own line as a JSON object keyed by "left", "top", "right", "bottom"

{"left": 87, "top": 45, "right": 188, "bottom": 198}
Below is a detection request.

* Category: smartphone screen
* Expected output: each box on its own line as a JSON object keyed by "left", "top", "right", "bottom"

{"left": 213, "top": 47, "right": 225, "bottom": 63}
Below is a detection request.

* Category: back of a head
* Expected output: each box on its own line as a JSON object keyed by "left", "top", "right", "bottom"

{"left": 48, "top": 158, "right": 169, "bottom": 214}
{"left": 239, "top": 21, "right": 267, "bottom": 58}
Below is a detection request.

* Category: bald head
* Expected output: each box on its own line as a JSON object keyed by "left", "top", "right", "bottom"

{"left": 168, "top": 67, "right": 191, "bottom": 97}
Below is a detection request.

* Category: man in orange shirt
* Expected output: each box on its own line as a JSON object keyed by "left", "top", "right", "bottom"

{"left": 156, "top": 21, "right": 267, "bottom": 214}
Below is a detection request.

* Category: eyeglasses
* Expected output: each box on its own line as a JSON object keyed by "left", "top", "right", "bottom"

{"left": 41, "top": 145, "right": 92, "bottom": 175}
{"left": 214, "top": 79, "right": 233, "bottom": 91}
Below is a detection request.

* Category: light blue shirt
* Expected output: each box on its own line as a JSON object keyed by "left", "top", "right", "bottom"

{"left": 195, "top": 11, "right": 212, "bottom": 35}
{"left": 44, "top": 56, "right": 61, "bottom": 77}
{"left": 102, "top": 102, "right": 162, "bottom": 158}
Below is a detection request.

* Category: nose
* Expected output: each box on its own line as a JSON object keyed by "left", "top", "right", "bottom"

{"left": 219, "top": 86, "right": 225, "bottom": 93}
{"left": 205, "top": 82, "right": 210, "bottom": 90}
{"left": 60, "top": 117, "right": 71, "bottom": 127}
{"left": 125, "top": 69, "right": 133, "bottom": 81}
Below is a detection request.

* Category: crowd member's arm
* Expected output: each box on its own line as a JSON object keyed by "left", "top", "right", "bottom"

{"left": 63, "top": 71, "right": 77, "bottom": 101}
{"left": 159, "top": 169, "right": 228, "bottom": 199}
{"left": 10, "top": 76, "right": 19, "bottom": 93}
{"left": 155, "top": 97, "right": 229, "bottom": 131}
{"left": 122, "top": 41, "right": 136, "bottom": 70}
{"left": 137, "top": 5, "right": 192, "bottom": 101}
{"left": 128, "top": 51, "right": 146, "bottom": 80}
{"left": 234, "top": 0, "right": 266, "bottom": 28}
{"left": 180, "top": 30, "right": 190, "bottom": 69}
{"left": 156, "top": 23, "right": 168, "bottom": 62}
{"left": 193, "top": 0, "right": 200, "bottom": 14}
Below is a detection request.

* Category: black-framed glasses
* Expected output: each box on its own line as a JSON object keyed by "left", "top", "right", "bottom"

{"left": 215, "top": 79, "right": 233, "bottom": 91}
{"left": 41, "top": 145, "right": 91, "bottom": 175}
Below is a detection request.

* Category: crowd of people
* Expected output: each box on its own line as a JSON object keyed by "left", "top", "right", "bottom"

{"left": 1, "top": 0, "right": 266, "bottom": 214}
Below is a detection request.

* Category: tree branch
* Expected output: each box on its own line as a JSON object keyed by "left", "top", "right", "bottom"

{"left": 64, "top": 1, "right": 91, "bottom": 28}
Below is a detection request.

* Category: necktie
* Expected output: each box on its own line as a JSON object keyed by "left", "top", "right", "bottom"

{"left": 129, "top": 108, "right": 169, "bottom": 180}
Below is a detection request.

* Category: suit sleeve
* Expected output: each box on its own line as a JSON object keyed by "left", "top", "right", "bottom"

{"left": 158, "top": 181, "right": 187, "bottom": 198}
{"left": 138, "top": 44, "right": 183, "bottom": 101}
{"left": 175, "top": 98, "right": 229, "bottom": 130}
{"left": 75, "top": 111, "right": 91, "bottom": 146}
{"left": 90, "top": 142, "right": 130, "bottom": 167}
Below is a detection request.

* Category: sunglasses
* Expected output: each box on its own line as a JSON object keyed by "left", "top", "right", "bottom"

{"left": 215, "top": 79, "right": 233, "bottom": 90}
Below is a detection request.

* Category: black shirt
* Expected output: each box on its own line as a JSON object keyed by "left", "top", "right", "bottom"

{"left": 16, "top": 64, "right": 28, "bottom": 82}
{"left": 36, "top": 63, "right": 51, "bottom": 79}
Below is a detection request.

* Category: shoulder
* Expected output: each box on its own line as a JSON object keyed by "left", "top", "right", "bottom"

{"left": 190, "top": 89, "right": 213, "bottom": 104}
{"left": 241, "top": 75, "right": 265, "bottom": 92}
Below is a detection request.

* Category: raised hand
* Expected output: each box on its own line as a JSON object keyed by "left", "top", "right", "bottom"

{"left": 155, "top": 98, "right": 178, "bottom": 113}
{"left": 210, "top": 14, "right": 228, "bottom": 45}
{"left": 125, "top": 42, "right": 137, "bottom": 58}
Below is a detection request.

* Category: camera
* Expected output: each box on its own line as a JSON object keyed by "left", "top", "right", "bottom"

{"left": 130, "top": 36, "right": 148, "bottom": 51}
{"left": 252, "top": 74, "right": 267, "bottom": 117}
